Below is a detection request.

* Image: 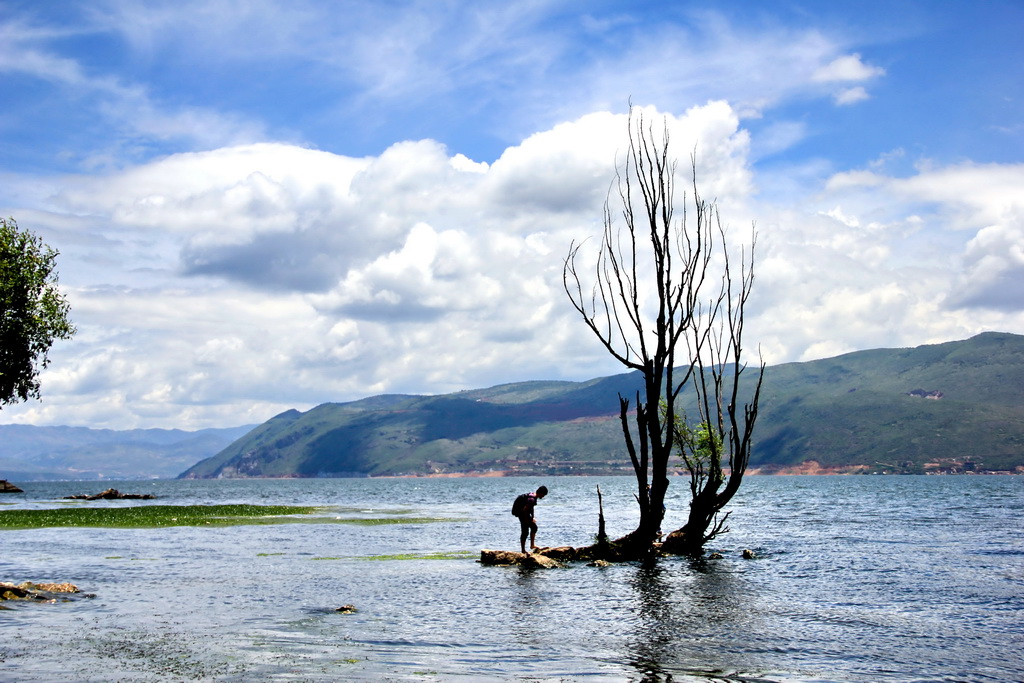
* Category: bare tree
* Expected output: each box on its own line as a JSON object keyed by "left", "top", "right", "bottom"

{"left": 661, "top": 231, "right": 764, "bottom": 555}
{"left": 563, "top": 107, "right": 763, "bottom": 556}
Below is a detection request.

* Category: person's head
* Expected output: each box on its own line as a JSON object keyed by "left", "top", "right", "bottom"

{"left": 536, "top": 485, "right": 548, "bottom": 499}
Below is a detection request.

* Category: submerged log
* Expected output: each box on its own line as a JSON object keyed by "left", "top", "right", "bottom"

{"left": 479, "top": 542, "right": 639, "bottom": 567}
{"left": 479, "top": 549, "right": 562, "bottom": 568}
{"left": 480, "top": 535, "right": 700, "bottom": 567}
{"left": 63, "top": 488, "right": 156, "bottom": 500}
{"left": 0, "top": 480, "right": 24, "bottom": 493}
{"left": 536, "top": 545, "right": 599, "bottom": 562}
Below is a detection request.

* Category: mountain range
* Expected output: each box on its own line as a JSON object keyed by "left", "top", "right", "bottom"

{"left": 4, "top": 332, "right": 1020, "bottom": 482}
{"left": 0, "top": 424, "right": 254, "bottom": 481}
{"left": 180, "top": 331, "right": 1024, "bottom": 479}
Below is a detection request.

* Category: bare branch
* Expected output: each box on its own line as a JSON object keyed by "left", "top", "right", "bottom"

{"left": 563, "top": 106, "right": 762, "bottom": 555}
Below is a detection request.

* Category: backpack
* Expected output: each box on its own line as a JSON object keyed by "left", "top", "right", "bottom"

{"left": 511, "top": 493, "right": 531, "bottom": 517}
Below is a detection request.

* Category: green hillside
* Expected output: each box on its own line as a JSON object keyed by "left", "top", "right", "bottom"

{"left": 754, "top": 331, "right": 1024, "bottom": 473}
{"left": 180, "top": 332, "right": 1024, "bottom": 479}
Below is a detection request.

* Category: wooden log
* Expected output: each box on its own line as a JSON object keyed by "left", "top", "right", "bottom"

{"left": 539, "top": 545, "right": 597, "bottom": 562}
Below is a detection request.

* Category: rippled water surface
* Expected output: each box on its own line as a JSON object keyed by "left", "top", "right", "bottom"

{"left": 1, "top": 476, "right": 1022, "bottom": 681}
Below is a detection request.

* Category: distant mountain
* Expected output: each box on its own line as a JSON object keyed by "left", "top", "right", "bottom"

{"left": 0, "top": 424, "right": 255, "bottom": 481}
{"left": 181, "top": 332, "right": 1024, "bottom": 478}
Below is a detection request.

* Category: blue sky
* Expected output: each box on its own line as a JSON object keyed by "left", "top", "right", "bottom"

{"left": 4, "top": 1, "right": 1020, "bottom": 173}
{"left": 1, "top": 0, "right": 1022, "bottom": 430}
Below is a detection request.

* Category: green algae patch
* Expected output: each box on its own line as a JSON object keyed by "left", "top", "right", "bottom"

{"left": 332, "top": 506, "right": 420, "bottom": 515}
{"left": 0, "top": 504, "right": 321, "bottom": 529}
{"left": 309, "top": 550, "right": 475, "bottom": 561}
{"left": 330, "top": 516, "right": 456, "bottom": 526}
{"left": 360, "top": 551, "right": 476, "bottom": 561}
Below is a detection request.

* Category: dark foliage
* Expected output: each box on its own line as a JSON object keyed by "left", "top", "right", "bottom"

{"left": 0, "top": 218, "right": 75, "bottom": 406}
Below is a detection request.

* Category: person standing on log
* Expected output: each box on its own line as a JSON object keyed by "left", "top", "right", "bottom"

{"left": 512, "top": 486, "right": 548, "bottom": 553}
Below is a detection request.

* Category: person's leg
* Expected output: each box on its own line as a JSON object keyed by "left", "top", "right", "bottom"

{"left": 519, "top": 516, "right": 529, "bottom": 553}
{"left": 529, "top": 518, "right": 538, "bottom": 550}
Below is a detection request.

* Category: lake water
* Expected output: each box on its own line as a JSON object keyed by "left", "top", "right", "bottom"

{"left": 1, "top": 475, "right": 1021, "bottom": 682}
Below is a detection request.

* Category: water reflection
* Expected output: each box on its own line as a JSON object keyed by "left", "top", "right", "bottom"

{"left": 628, "top": 559, "right": 676, "bottom": 681}
{"left": 625, "top": 556, "right": 761, "bottom": 682}
{"left": 508, "top": 566, "right": 546, "bottom": 649}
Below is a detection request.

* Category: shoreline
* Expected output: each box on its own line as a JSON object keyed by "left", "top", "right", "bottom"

{"left": 8, "top": 468, "right": 1019, "bottom": 486}
{"left": 370, "top": 466, "right": 1022, "bottom": 478}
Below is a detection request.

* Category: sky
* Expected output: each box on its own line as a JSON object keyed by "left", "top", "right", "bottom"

{"left": 0, "top": 0, "right": 1022, "bottom": 431}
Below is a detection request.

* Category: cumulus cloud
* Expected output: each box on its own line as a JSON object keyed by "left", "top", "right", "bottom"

{"left": 951, "top": 221, "right": 1024, "bottom": 311}
{"left": 1, "top": 103, "right": 755, "bottom": 428}
{"left": 2, "top": 103, "right": 1022, "bottom": 429}
{"left": 748, "top": 159, "right": 1024, "bottom": 362}
{"left": 52, "top": 144, "right": 379, "bottom": 290}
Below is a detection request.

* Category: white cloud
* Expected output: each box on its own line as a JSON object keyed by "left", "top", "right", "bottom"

{"left": 90, "top": 0, "right": 565, "bottom": 125}
{"left": 3, "top": 2, "right": 902, "bottom": 184}
{"left": 1, "top": 103, "right": 755, "bottom": 428}
{"left": 2, "top": 103, "right": 1023, "bottom": 430}
{"left": 558, "top": 20, "right": 849, "bottom": 124}
{"left": 949, "top": 217, "right": 1024, "bottom": 311}
{"left": 890, "top": 163, "right": 1024, "bottom": 230}
{"left": 810, "top": 53, "right": 884, "bottom": 108}
{"left": 812, "top": 53, "right": 885, "bottom": 82}
{"left": 747, "top": 159, "right": 1024, "bottom": 363}
{"left": 822, "top": 206, "right": 860, "bottom": 228}
{"left": 825, "top": 169, "right": 886, "bottom": 191}
{"left": 82, "top": 2, "right": 901, "bottom": 147}
{"left": 834, "top": 86, "right": 870, "bottom": 106}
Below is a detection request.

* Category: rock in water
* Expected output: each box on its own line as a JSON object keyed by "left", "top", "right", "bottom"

{"left": 63, "top": 488, "right": 156, "bottom": 500}
{"left": 22, "top": 582, "right": 79, "bottom": 593}
{"left": 479, "top": 549, "right": 561, "bottom": 568}
{"left": 1, "top": 581, "right": 85, "bottom": 603}
{"left": 0, "top": 480, "right": 23, "bottom": 493}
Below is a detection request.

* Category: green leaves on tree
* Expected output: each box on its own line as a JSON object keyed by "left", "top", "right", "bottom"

{"left": 0, "top": 217, "right": 76, "bottom": 406}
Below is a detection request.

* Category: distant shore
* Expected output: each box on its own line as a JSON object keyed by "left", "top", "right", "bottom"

{"left": 373, "top": 464, "right": 1021, "bottom": 478}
